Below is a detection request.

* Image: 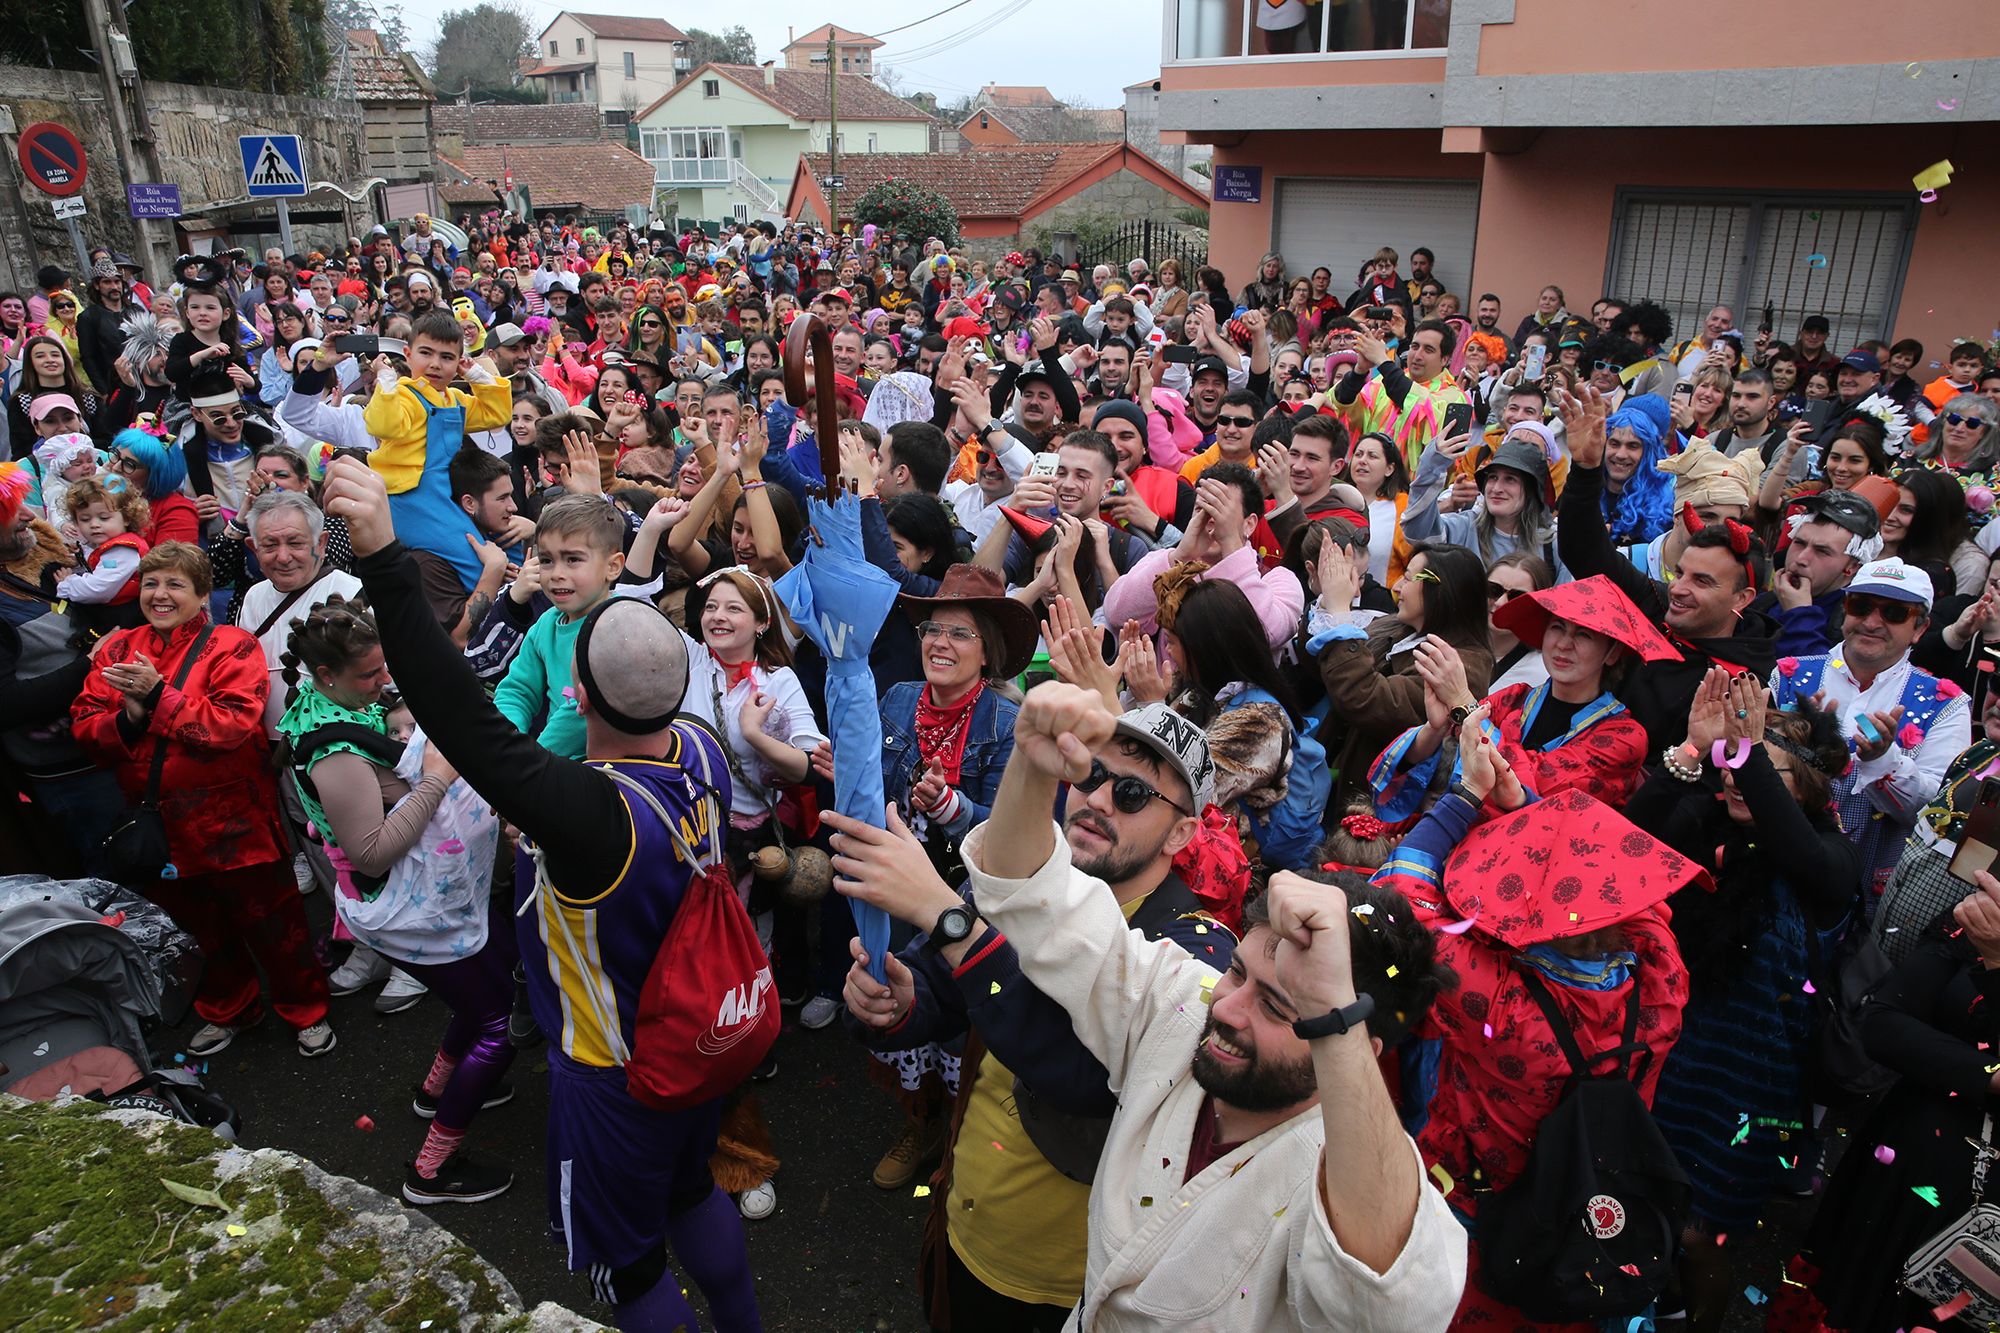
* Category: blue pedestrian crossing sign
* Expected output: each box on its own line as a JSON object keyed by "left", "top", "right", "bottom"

{"left": 240, "top": 134, "right": 307, "bottom": 197}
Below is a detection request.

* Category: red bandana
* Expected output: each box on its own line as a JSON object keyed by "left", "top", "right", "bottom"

{"left": 914, "top": 679, "right": 985, "bottom": 786}
{"left": 712, "top": 650, "right": 757, "bottom": 690}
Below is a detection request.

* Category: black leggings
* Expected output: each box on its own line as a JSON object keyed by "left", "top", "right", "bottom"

{"left": 939, "top": 1243, "right": 1073, "bottom": 1333}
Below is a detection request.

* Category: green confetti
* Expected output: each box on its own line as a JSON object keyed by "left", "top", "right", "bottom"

{"left": 1914, "top": 1185, "right": 1942, "bottom": 1207}
{"left": 160, "top": 1178, "right": 227, "bottom": 1210}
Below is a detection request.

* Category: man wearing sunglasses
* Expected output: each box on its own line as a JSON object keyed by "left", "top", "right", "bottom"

{"left": 825, "top": 699, "right": 1240, "bottom": 1331}
{"left": 1769, "top": 557, "right": 1970, "bottom": 903}
{"left": 183, "top": 367, "right": 281, "bottom": 548}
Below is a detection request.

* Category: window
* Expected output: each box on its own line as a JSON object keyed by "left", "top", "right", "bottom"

{"left": 733, "top": 203, "right": 749, "bottom": 223}
{"left": 866, "top": 132, "right": 878, "bottom": 152}
{"left": 548, "top": 39, "right": 558, "bottom": 55}
{"left": 1172, "top": 0, "right": 1452, "bottom": 61}
{"left": 624, "top": 51, "right": 635, "bottom": 79}
{"left": 841, "top": 56, "right": 850, "bottom": 70}
{"left": 703, "top": 78, "right": 720, "bottom": 98}
{"left": 642, "top": 125, "right": 731, "bottom": 182}
{"left": 575, "top": 37, "right": 584, "bottom": 54}
{"left": 1606, "top": 191, "right": 1917, "bottom": 352}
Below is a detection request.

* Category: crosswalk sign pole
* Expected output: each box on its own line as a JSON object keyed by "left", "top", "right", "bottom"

{"left": 277, "top": 198, "right": 293, "bottom": 255}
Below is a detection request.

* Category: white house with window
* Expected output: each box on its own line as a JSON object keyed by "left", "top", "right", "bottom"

{"left": 525, "top": 12, "right": 691, "bottom": 128}
{"left": 634, "top": 61, "right": 932, "bottom": 225}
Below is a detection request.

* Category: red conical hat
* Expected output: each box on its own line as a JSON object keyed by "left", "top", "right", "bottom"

{"left": 1491, "top": 574, "right": 1681, "bottom": 664}
{"left": 1442, "top": 790, "right": 1710, "bottom": 946}
{"left": 1000, "top": 505, "right": 1057, "bottom": 553}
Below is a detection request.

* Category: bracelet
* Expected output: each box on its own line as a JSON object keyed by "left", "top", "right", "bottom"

{"left": 1661, "top": 743, "right": 1704, "bottom": 783}
{"left": 740, "top": 480, "right": 766, "bottom": 492}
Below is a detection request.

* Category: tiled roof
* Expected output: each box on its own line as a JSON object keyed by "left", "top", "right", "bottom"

{"left": 800, "top": 143, "right": 1117, "bottom": 217}
{"left": 979, "top": 85, "right": 1061, "bottom": 107}
{"left": 643, "top": 63, "right": 932, "bottom": 124}
{"left": 348, "top": 50, "right": 432, "bottom": 103}
{"left": 961, "top": 105, "right": 1125, "bottom": 143}
{"left": 441, "top": 142, "right": 654, "bottom": 210}
{"left": 560, "top": 13, "right": 686, "bottom": 42}
{"left": 786, "top": 24, "right": 882, "bottom": 49}
{"left": 433, "top": 102, "right": 605, "bottom": 145}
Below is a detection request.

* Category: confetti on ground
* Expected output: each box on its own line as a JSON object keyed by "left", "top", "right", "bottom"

{"left": 1876, "top": 1145, "right": 1896, "bottom": 1165}
{"left": 1807, "top": 255, "right": 1829, "bottom": 268}
{"left": 225, "top": 1224, "right": 247, "bottom": 1237}
{"left": 1914, "top": 1185, "right": 1942, "bottom": 1206}
{"left": 1744, "top": 1285, "right": 1768, "bottom": 1305}
{"left": 355, "top": 1115, "right": 376, "bottom": 1132}
{"left": 912, "top": 1185, "right": 931, "bottom": 1198}
{"left": 1906, "top": 61, "right": 1924, "bottom": 77}
{"left": 1933, "top": 1291, "right": 1973, "bottom": 1321}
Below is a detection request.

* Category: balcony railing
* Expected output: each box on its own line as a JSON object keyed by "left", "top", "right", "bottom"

{"left": 650, "top": 157, "right": 732, "bottom": 184}
{"left": 1168, "top": 0, "right": 1450, "bottom": 62}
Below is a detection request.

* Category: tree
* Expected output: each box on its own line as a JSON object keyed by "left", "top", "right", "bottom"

{"left": 430, "top": 1, "right": 532, "bottom": 95}
{"left": 321, "top": 0, "right": 409, "bottom": 52}
{"left": 682, "top": 25, "right": 757, "bottom": 68}
{"left": 852, "top": 180, "right": 960, "bottom": 250}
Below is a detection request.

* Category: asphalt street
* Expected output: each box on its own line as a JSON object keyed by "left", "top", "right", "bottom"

{"left": 152, "top": 886, "right": 1805, "bottom": 1333}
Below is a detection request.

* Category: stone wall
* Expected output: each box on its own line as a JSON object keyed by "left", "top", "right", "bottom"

{"left": 1035, "top": 170, "right": 1194, "bottom": 235}
{"left": 0, "top": 66, "right": 367, "bottom": 286}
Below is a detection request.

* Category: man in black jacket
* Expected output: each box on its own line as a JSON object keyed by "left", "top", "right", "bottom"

{"left": 1556, "top": 386, "right": 1778, "bottom": 753}
{"left": 76, "top": 261, "right": 145, "bottom": 396}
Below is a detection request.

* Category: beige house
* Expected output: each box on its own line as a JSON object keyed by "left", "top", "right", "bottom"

{"left": 635, "top": 62, "right": 931, "bottom": 225}
{"left": 525, "top": 13, "right": 691, "bottom": 128}
{"left": 781, "top": 24, "right": 882, "bottom": 76}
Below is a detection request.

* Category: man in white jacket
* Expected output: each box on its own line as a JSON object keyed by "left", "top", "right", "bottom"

{"left": 832, "top": 683, "right": 1467, "bottom": 1331}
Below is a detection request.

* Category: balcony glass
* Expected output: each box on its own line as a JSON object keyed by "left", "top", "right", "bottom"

{"left": 1172, "top": 0, "right": 1450, "bottom": 60}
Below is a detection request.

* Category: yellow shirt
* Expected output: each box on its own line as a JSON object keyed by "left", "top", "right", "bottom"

{"left": 947, "top": 893, "right": 1148, "bottom": 1308}
{"left": 361, "top": 377, "right": 512, "bottom": 493}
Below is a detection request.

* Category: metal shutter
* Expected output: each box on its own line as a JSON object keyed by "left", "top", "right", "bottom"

{"left": 1607, "top": 192, "right": 1915, "bottom": 350}
{"left": 1272, "top": 179, "right": 1480, "bottom": 296}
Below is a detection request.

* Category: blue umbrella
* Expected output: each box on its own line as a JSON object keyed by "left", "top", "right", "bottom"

{"left": 774, "top": 489, "right": 901, "bottom": 981}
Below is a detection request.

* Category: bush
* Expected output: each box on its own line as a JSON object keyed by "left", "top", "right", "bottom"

{"left": 851, "top": 180, "right": 960, "bottom": 250}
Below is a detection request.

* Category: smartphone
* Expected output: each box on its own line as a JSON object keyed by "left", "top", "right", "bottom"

{"left": 332, "top": 334, "right": 409, "bottom": 358}
{"left": 1950, "top": 779, "right": 2000, "bottom": 882}
{"left": 1672, "top": 380, "right": 1695, "bottom": 402}
{"left": 1162, "top": 344, "right": 1200, "bottom": 365}
{"left": 1028, "top": 453, "right": 1061, "bottom": 479}
{"left": 1364, "top": 306, "right": 1394, "bottom": 322}
{"left": 1522, "top": 343, "right": 1547, "bottom": 381}
{"left": 1440, "top": 402, "right": 1474, "bottom": 441}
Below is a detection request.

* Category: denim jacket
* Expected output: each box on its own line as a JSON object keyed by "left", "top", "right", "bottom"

{"left": 880, "top": 679, "right": 1016, "bottom": 845}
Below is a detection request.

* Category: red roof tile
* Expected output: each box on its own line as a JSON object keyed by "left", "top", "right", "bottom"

{"left": 663, "top": 63, "right": 930, "bottom": 124}
{"left": 794, "top": 142, "right": 1206, "bottom": 221}
{"left": 558, "top": 13, "right": 686, "bottom": 43}
{"left": 441, "top": 142, "right": 654, "bottom": 211}
{"left": 348, "top": 50, "right": 432, "bottom": 103}
{"left": 433, "top": 102, "right": 604, "bottom": 145}
{"left": 785, "top": 24, "right": 882, "bottom": 50}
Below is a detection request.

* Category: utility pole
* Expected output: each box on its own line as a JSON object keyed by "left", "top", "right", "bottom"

{"left": 82, "top": 0, "right": 173, "bottom": 281}
{"left": 825, "top": 33, "right": 839, "bottom": 237}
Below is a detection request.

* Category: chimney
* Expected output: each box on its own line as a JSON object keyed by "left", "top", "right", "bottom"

{"left": 763, "top": 61, "right": 775, "bottom": 89}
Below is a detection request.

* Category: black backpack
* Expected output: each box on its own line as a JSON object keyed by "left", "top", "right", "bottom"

{"left": 1475, "top": 964, "right": 1690, "bottom": 1322}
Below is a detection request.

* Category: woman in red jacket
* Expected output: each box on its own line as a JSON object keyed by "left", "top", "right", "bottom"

{"left": 71, "top": 542, "right": 333, "bottom": 1059}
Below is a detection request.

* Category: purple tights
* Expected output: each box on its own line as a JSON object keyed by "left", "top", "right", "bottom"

{"left": 400, "top": 915, "right": 518, "bottom": 1130}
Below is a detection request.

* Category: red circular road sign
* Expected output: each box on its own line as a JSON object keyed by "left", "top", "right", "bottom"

{"left": 19, "top": 122, "right": 87, "bottom": 197}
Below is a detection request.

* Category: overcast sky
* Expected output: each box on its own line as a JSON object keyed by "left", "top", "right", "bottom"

{"left": 389, "top": 0, "right": 1164, "bottom": 108}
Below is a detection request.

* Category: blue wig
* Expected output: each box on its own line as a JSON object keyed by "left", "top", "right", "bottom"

{"left": 1602, "top": 396, "right": 1676, "bottom": 545}
{"left": 110, "top": 427, "right": 187, "bottom": 501}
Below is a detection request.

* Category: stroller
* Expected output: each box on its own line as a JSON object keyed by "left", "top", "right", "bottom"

{"left": 0, "top": 875, "right": 240, "bottom": 1138}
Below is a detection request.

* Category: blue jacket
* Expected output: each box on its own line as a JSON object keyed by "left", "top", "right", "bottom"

{"left": 880, "top": 679, "right": 1015, "bottom": 846}
{"left": 1753, "top": 585, "right": 1846, "bottom": 659}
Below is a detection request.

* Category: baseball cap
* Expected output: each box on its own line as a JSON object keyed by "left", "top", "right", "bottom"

{"left": 490, "top": 322, "right": 530, "bottom": 347}
{"left": 1839, "top": 350, "right": 1882, "bottom": 375}
{"left": 1847, "top": 557, "right": 1933, "bottom": 611}
{"left": 1800, "top": 314, "right": 1831, "bottom": 333}
{"left": 28, "top": 393, "right": 81, "bottom": 422}
{"left": 1802, "top": 488, "right": 1882, "bottom": 539}
{"left": 1111, "top": 704, "right": 1216, "bottom": 811}
{"left": 1189, "top": 354, "right": 1230, "bottom": 382}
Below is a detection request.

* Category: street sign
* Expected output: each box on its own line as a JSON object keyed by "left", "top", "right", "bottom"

{"left": 1212, "top": 165, "right": 1262, "bottom": 204}
{"left": 821, "top": 174, "right": 846, "bottom": 189}
{"left": 127, "top": 182, "right": 183, "bottom": 218}
{"left": 18, "top": 121, "right": 87, "bottom": 197}
{"left": 52, "top": 196, "right": 85, "bottom": 220}
{"left": 239, "top": 134, "right": 308, "bottom": 197}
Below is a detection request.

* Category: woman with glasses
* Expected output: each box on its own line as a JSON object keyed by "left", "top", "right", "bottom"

{"left": 626, "top": 303, "right": 671, "bottom": 363}
{"left": 1908, "top": 393, "right": 2000, "bottom": 539}
{"left": 1628, "top": 671, "right": 1857, "bottom": 1332}
{"left": 1483, "top": 550, "right": 1555, "bottom": 691}
{"left": 107, "top": 426, "right": 199, "bottom": 546}
{"left": 43, "top": 291, "right": 83, "bottom": 366}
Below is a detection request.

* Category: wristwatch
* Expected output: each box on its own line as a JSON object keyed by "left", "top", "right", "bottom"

{"left": 923, "top": 904, "right": 977, "bottom": 953}
{"left": 1291, "top": 993, "right": 1376, "bottom": 1041}
{"left": 1447, "top": 702, "right": 1474, "bottom": 729}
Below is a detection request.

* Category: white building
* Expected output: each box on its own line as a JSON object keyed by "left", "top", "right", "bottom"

{"left": 525, "top": 12, "right": 692, "bottom": 129}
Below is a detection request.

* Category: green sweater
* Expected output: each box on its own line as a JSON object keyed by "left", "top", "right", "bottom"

{"left": 494, "top": 604, "right": 588, "bottom": 760}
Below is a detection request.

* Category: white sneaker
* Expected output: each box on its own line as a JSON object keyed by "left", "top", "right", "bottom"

{"left": 187, "top": 1022, "right": 241, "bottom": 1057}
{"left": 293, "top": 853, "right": 316, "bottom": 892}
{"left": 328, "top": 944, "right": 389, "bottom": 996}
{"left": 374, "top": 968, "right": 427, "bottom": 1015}
{"left": 296, "top": 1020, "right": 337, "bottom": 1058}
{"left": 737, "top": 1180, "right": 776, "bottom": 1220}
{"left": 800, "top": 996, "right": 840, "bottom": 1030}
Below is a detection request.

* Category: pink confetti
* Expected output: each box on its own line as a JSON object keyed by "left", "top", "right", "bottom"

{"left": 354, "top": 1115, "right": 375, "bottom": 1132}
{"left": 437, "top": 839, "right": 466, "bottom": 855}
{"left": 1482, "top": 1023, "right": 1493, "bottom": 1039}
{"left": 1802, "top": 979, "right": 1816, "bottom": 995}
{"left": 1439, "top": 915, "right": 1477, "bottom": 935}
{"left": 1939, "top": 98, "right": 1961, "bottom": 111}
{"left": 1875, "top": 1144, "right": 1896, "bottom": 1165}
{"left": 1934, "top": 1290, "right": 1973, "bottom": 1320}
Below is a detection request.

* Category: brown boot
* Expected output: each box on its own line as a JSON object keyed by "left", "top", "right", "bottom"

{"left": 872, "top": 1111, "right": 947, "bottom": 1190}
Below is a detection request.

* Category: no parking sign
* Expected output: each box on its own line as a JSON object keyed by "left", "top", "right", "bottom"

{"left": 18, "top": 122, "right": 86, "bottom": 197}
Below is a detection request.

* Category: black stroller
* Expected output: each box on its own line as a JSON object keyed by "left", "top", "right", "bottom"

{"left": 0, "top": 875, "right": 239, "bottom": 1137}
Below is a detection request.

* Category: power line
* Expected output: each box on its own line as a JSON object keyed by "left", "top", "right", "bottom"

{"left": 871, "top": 0, "right": 981, "bottom": 40}
{"left": 879, "top": 0, "right": 1036, "bottom": 64}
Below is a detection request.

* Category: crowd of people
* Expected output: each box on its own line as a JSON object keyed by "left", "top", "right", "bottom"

{"left": 6, "top": 208, "right": 2000, "bottom": 1333}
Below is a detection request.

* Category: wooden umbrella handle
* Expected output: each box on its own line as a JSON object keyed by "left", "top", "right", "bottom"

{"left": 782, "top": 312, "right": 841, "bottom": 490}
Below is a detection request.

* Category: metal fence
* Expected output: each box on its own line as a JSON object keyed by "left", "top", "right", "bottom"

{"left": 1077, "top": 219, "right": 1208, "bottom": 276}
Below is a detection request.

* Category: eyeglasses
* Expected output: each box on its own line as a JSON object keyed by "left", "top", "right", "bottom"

{"left": 1945, "top": 413, "right": 1989, "bottom": 431}
{"left": 1591, "top": 359, "right": 1624, "bottom": 374}
{"left": 111, "top": 453, "right": 142, "bottom": 473}
{"left": 1843, "top": 593, "right": 1920, "bottom": 626}
{"left": 205, "top": 409, "right": 248, "bottom": 423}
{"left": 639, "top": 319, "right": 664, "bottom": 328}
{"left": 917, "top": 621, "right": 981, "bottom": 644}
{"left": 1486, "top": 581, "right": 1529, "bottom": 603}
{"left": 1075, "top": 759, "right": 1191, "bottom": 816}
{"left": 1216, "top": 414, "right": 1257, "bottom": 429}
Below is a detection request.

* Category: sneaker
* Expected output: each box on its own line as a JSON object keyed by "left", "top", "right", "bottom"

{"left": 374, "top": 969, "right": 426, "bottom": 1015}
{"left": 401, "top": 1151, "right": 514, "bottom": 1206}
{"left": 736, "top": 1180, "right": 776, "bottom": 1221}
{"left": 328, "top": 944, "right": 389, "bottom": 996}
{"left": 412, "top": 1080, "right": 516, "bottom": 1120}
{"left": 293, "top": 852, "right": 315, "bottom": 892}
{"left": 800, "top": 996, "right": 840, "bottom": 1030}
{"left": 297, "top": 1020, "right": 338, "bottom": 1058}
{"left": 871, "top": 1115, "right": 947, "bottom": 1191}
{"left": 187, "top": 1022, "right": 242, "bottom": 1057}
{"left": 750, "top": 1050, "right": 778, "bottom": 1083}
{"left": 508, "top": 965, "right": 542, "bottom": 1048}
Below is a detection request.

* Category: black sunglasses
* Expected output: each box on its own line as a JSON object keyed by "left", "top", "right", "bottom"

{"left": 1945, "top": 412, "right": 1989, "bottom": 430}
{"left": 1486, "top": 581, "right": 1529, "bottom": 603}
{"left": 1074, "top": 759, "right": 1190, "bottom": 815}
{"left": 1843, "top": 593, "right": 1919, "bottom": 626}
{"left": 1215, "top": 414, "right": 1257, "bottom": 429}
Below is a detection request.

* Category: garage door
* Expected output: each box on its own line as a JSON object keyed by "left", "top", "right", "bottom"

{"left": 1273, "top": 178, "right": 1481, "bottom": 296}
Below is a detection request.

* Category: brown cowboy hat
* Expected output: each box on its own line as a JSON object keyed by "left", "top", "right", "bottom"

{"left": 896, "top": 564, "right": 1040, "bottom": 680}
